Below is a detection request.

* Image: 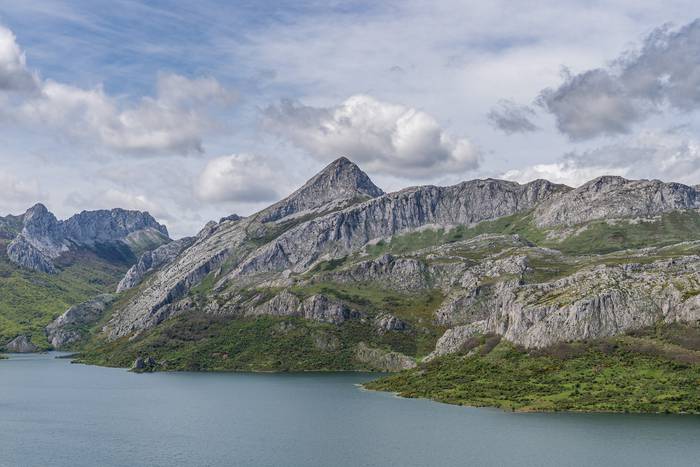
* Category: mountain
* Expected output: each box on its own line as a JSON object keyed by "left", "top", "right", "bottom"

{"left": 76, "top": 161, "right": 700, "bottom": 364}
{"left": 7, "top": 203, "right": 169, "bottom": 273}
{"left": 7, "top": 157, "right": 700, "bottom": 412}
{"left": 0, "top": 205, "right": 170, "bottom": 350}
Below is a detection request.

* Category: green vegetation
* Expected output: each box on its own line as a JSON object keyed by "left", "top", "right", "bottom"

{"left": 366, "top": 323, "right": 700, "bottom": 414}
{"left": 77, "top": 314, "right": 417, "bottom": 372}
{"left": 292, "top": 282, "right": 445, "bottom": 357}
{"left": 0, "top": 242, "right": 128, "bottom": 349}
{"left": 552, "top": 211, "right": 700, "bottom": 255}
{"left": 364, "top": 210, "right": 700, "bottom": 260}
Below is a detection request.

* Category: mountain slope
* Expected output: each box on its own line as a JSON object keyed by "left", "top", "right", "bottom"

{"left": 0, "top": 205, "right": 170, "bottom": 350}
{"left": 2, "top": 161, "right": 681, "bottom": 378}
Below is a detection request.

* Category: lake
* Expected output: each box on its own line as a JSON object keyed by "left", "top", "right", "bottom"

{"left": 1, "top": 352, "right": 699, "bottom": 467}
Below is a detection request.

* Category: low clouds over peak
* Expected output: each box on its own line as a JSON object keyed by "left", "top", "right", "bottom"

{"left": 502, "top": 130, "right": 700, "bottom": 187}
{"left": 264, "top": 95, "right": 479, "bottom": 179}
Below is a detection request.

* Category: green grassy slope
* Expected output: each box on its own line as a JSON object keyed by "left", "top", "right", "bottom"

{"left": 0, "top": 240, "right": 130, "bottom": 349}
{"left": 366, "top": 323, "right": 700, "bottom": 414}
{"left": 78, "top": 313, "right": 420, "bottom": 372}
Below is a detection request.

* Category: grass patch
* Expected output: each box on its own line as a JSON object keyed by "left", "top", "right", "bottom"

{"left": 0, "top": 244, "right": 128, "bottom": 349}
{"left": 366, "top": 324, "right": 700, "bottom": 414}
{"left": 77, "top": 314, "right": 417, "bottom": 372}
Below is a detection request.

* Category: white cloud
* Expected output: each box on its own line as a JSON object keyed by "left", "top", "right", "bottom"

{"left": 502, "top": 162, "right": 628, "bottom": 187}
{"left": 195, "top": 154, "right": 281, "bottom": 203}
{"left": 502, "top": 130, "right": 700, "bottom": 186}
{"left": 18, "top": 74, "right": 233, "bottom": 155}
{"left": 0, "top": 25, "right": 39, "bottom": 92}
{"left": 1, "top": 24, "right": 234, "bottom": 155}
{"left": 264, "top": 95, "right": 479, "bottom": 178}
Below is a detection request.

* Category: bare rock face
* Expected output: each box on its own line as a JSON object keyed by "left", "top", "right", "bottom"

{"left": 258, "top": 156, "right": 384, "bottom": 223}
{"left": 328, "top": 254, "right": 430, "bottom": 291}
{"left": 374, "top": 313, "right": 408, "bottom": 334}
{"left": 5, "top": 335, "right": 38, "bottom": 353}
{"left": 103, "top": 165, "right": 567, "bottom": 340}
{"left": 354, "top": 342, "right": 416, "bottom": 371}
{"left": 534, "top": 176, "right": 700, "bottom": 227}
{"left": 46, "top": 294, "right": 115, "bottom": 349}
{"left": 117, "top": 237, "right": 196, "bottom": 292}
{"left": 230, "top": 178, "right": 567, "bottom": 279}
{"left": 430, "top": 255, "right": 700, "bottom": 354}
{"left": 249, "top": 291, "right": 362, "bottom": 325}
{"left": 6, "top": 203, "right": 169, "bottom": 273}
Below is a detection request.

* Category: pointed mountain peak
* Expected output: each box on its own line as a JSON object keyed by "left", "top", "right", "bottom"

{"left": 24, "top": 202, "right": 51, "bottom": 218}
{"left": 258, "top": 157, "right": 384, "bottom": 223}
{"left": 306, "top": 156, "right": 384, "bottom": 198}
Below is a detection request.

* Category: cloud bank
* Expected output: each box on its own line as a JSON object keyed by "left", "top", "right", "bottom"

{"left": 264, "top": 95, "right": 479, "bottom": 178}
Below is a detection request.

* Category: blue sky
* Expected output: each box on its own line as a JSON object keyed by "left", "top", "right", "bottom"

{"left": 2, "top": 1, "right": 700, "bottom": 236}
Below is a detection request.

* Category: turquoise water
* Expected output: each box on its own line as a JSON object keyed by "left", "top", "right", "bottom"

{"left": 1, "top": 352, "right": 699, "bottom": 467}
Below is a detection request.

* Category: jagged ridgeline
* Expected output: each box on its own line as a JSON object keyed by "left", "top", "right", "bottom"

{"left": 6, "top": 157, "right": 700, "bottom": 383}
{"left": 0, "top": 205, "right": 170, "bottom": 350}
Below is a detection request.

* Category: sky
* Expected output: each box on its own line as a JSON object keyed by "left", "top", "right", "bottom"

{"left": 2, "top": 1, "right": 700, "bottom": 237}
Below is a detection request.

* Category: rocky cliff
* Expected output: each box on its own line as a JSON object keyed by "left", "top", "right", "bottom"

{"left": 62, "top": 160, "right": 700, "bottom": 371}
{"left": 5, "top": 204, "right": 169, "bottom": 273}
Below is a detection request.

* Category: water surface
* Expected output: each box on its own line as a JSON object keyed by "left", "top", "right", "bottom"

{"left": 1, "top": 352, "right": 699, "bottom": 467}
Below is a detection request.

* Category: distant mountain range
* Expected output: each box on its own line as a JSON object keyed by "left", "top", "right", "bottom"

{"left": 3, "top": 157, "right": 700, "bottom": 408}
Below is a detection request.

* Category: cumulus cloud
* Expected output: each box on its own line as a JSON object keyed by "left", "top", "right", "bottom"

{"left": 0, "top": 25, "right": 39, "bottom": 92}
{"left": 264, "top": 95, "right": 479, "bottom": 178}
{"left": 502, "top": 130, "right": 700, "bottom": 186}
{"left": 539, "top": 19, "right": 700, "bottom": 140}
{"left": 487, "top": 99, "right": 538, "bottom": 134}
{"left": 195, "top": 154, "right": 281, "bottom": 203}
{"left": 18, "top": 74, "right": 233, "bottom": 155}
{"left": 1, "top": 24, "right": 234, "bottom": 155}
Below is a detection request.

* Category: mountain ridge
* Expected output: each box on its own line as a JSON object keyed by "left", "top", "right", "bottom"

{"left": 4, "top": 203, "right": 169, "bottom": 273}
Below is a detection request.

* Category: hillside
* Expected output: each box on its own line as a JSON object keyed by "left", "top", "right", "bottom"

{"left": 9, "top": 157, "right": 700, "bottom": 412}
{"left": 0, "top": 205, "right": 170, "bottom": 350}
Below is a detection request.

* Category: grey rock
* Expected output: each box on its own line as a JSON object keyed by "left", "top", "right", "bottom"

{"left": 374, "top": 313, "right": 408, "bottom": 334}
{"left": 535, "top": 176, "right": 700, "bottom": 227}
{"left": 248, "top": 291, "right": 362, "bottom": 325}
{"left": 354, "top": 342, "right": 416, "bottom": 371}
{"left": 6, "top": 335, "right": 38, "bottom": 353}
{"left": 230, "top": 178, "right": 566, "bottom": 279}
{"left": 46, "top": 294, "right": 115, "bottom": 349}
{"left": 6, "top": 203, "right": 169, "bottom": 273}
{"left": 117, "top": 237, "right": 196, "bottom": 292}
{"left": 219, "top": 213, "right": 243, "bottom": 224}
{"left": 430, "top": 255, "right": 700, "bottom": 354}
{"left": 258, "top": 156, "right": 384, "bottom": 223}
{"left": 131, "top": 356, "right": 158, "bottom": 372}
{"left": 104, "top": 168, "right": 565, "bottom": 340}
{"left": 327, "top": 254, "right": 430, "bottom": 291}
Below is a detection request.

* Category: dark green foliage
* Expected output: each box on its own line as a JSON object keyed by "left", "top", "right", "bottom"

{"left": 366, "top": 324, "right": 700, "bottom": 413}
{"left": 552, "top": 211, "right": 700, "bottom": 255}
{"left": 0, "top": 241, "right": 129, "bottom": 349}
{"left": 77, "top": 314, "right": 414, "bottom": 372}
